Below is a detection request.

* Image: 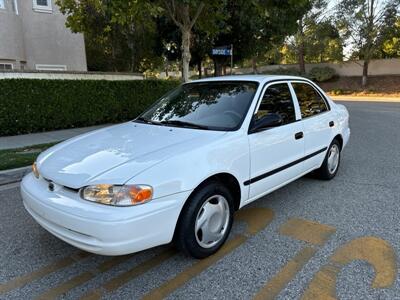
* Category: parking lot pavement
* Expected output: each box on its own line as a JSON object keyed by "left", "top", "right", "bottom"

{"left": 0, "top": 100, "right": 399, "bottom": 300}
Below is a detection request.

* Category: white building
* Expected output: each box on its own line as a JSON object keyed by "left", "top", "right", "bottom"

{"left": 0, "top": 0, "right": 87, "bottom": 71}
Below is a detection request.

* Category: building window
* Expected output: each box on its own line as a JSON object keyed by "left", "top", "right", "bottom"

{"left": 0, "top": 64, "right": 13, "bottom": 70}
{"left": 35, "top": 64, "right": 67, "bottom": 71}
{"left": 33, "top": 0, "right": 52, "bottom": 13}
{"left": 0, "top": 0, "right": 5, "bottom": 9}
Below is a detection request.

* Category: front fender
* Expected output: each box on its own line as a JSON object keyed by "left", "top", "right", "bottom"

{"left": 126, "top": 132, "right": 250, "bottom": 204}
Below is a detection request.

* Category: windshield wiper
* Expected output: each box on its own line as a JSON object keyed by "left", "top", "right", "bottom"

{"left": 160, "top": 120, "right": 210, "bottom": 130}
{"left": 135, "top": 117, "right": 163, "bottom": 126}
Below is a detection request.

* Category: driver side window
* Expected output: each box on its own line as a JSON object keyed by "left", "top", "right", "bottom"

{"left": 255, "top": 83, "right": 296, "bottom": 125}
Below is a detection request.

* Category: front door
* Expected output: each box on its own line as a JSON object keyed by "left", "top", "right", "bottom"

{"left": 247, "top": 82, "right": 305, "bottom": 201}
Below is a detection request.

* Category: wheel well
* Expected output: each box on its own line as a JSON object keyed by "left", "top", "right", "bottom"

{"left": 333, "top": 134, "right": 343, "bottom": 150}
{"left": 172, "top": 173, "right": 242, "bottom": 243}
{"left": 191, "top": 173, "right": 241, "bottom": 211}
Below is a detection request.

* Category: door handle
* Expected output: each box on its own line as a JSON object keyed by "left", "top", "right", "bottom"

{"left": 329, "top": 121, "right": 334, "bottom": 127}
{"left": 295, "top": 132, "right": 304, "bottom": 140}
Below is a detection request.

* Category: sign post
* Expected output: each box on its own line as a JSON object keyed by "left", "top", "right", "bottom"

{"left": 211, "top": 45, "right": 233, "bottom": 76}
{"left": 230, "top": 44, "right": 233, "bottom": 75}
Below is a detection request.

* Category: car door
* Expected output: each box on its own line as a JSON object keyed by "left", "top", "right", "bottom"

{"left": 290, "top": 81, "right": 334, "bottom": 171}
{"left": 247, "top": 82, "right": 305, "bottom": 201}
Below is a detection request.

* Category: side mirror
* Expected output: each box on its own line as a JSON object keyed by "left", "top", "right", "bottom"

{"left": 249, "top": 113, "right": 283, "bottom": 133}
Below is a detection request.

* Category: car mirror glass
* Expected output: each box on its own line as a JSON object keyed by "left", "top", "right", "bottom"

{"left": 250, "top": 113, "right": 283, "bottom": 133}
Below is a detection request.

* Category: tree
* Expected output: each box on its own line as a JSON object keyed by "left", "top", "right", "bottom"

{"left": 288, "top": 0, "right": 330, "bottom": 74}
{"left": 211, "top": 0, "right": 310, "bottom": 75}
{"left": 56, "top": 0, "right": 159, "bottom": 72}
{"left": 160, "top": 1, "right": 209, "bottom": 82}
{"left": 379, "top": 16, "right": 400, "bottom": 57}
{"left": 154, "top": 16, "right": 182, "bottom": 77}
{"left": 283, "top": 19, "right": 344, "bottom": 64}
{"left": 337, "top": 0, "right": 400, "bottom": 86}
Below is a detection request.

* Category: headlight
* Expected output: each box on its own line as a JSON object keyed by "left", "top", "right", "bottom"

{"left": 32, "top": 162, "right": 39, "bottom": 179}
{"left": 80, "top": 184, "right": 153, "bottom": 206}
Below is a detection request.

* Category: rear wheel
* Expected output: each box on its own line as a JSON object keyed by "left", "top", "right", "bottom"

{"left": 174, "top": 182, "right": 234, "bottom": 258}
{"left": 315, "top": 139, "right": 341, "bottom": 180}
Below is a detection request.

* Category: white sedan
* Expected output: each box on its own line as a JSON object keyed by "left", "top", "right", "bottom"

{"left": 21, "top": 75, "right": 350, "bottom": 258}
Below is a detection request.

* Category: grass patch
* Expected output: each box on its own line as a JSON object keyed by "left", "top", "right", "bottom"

{"left": 0, "top": 142, "right": 59, "bottom": 171}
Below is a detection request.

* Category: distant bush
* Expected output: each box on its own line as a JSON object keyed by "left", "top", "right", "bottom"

{"left": 0, "top": 79, "right": 179, "bottom": 136}
{"left": 263, "top": 67, "right": 301, "bottom": 76}
{"left": 308, "top": 66, "right": 336, "bottom": 82}
{"left": 330, "top": 88, "right": 345, "bottom": 95}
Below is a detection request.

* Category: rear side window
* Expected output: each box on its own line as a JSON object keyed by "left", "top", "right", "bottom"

{"left": 255, "top": 83, "right": 296, "bottom": 125}
{"left": 292, "top": 83, "right": 328, "bottom": 118}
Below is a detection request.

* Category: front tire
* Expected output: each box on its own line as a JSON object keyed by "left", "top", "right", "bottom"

{"left": 174, "top": 182, "right": 234, "bottom": 258}
{"left": 315, "top": 139, "right": 341, "bottom": 180}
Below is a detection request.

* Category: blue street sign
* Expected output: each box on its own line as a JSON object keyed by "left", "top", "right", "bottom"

{"left": 212, "top": 48, "right": 232, "bottom": 56}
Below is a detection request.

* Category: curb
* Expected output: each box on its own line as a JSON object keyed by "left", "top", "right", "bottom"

{"left": 0, "top": 166, "right": 30, "bottom": 186}
{"left": 330, "top": 96, "right": 400, "bottom": 102}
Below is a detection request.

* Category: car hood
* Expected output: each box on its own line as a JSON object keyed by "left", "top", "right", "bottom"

{"left": 37, "top": 122, "right": 226, "bottom": 189}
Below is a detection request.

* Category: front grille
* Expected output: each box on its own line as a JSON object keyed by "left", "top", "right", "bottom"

{"left": 42, "top": 177, "right": 79, "bottom": 193}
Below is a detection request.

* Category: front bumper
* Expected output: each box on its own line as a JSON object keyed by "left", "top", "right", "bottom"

{"left": 21, "top": 173, "right": 190, "bottom": 255}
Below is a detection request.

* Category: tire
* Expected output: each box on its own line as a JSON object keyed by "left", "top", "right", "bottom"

{"left": 174, "top": 181, "right": 234, "bottom": 258}
{"left": 315, "top": 139, "right": 341, "bottom": 180}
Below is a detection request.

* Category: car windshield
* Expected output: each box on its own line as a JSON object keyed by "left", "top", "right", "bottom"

{"left": 136, "top": 81, "right": 258, "bottom": 131}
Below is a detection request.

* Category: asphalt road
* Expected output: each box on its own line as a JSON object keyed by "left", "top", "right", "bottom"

{"left": 1, "top": 100, "right": 400, "bottom": 300}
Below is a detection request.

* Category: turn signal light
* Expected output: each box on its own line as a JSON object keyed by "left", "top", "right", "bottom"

{"left": 32, "top": 162, "right": 39, "bottom": 178}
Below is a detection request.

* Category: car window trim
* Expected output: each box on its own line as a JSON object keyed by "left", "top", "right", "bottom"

{"left": 248, "top": 80, "right": 300, "bottom": 134}
{"left": 134, "top": 80, "right": 260, "bottom": 132}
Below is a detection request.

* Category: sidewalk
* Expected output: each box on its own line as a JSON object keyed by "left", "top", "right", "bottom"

{"left": 0, "top": 124, "right": 108, "bottom": 150}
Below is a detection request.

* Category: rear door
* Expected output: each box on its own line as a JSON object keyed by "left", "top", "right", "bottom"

{"left": 247, "top": 82, "right": 305, "bottom": 201}
{"left": 290, "top": 81, "right": 334, "bottom": 170}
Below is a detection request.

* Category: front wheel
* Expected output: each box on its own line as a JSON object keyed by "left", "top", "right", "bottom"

{"left": 315, "top": 139, "right": 341, "bottom": 180}
{"left": 174, "top": 182, "right": 234, "bottom": 258}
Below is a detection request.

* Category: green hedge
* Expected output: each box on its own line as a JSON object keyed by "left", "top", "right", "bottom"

{"left": 0, "top": 79, "right": 179, "bottom": 136}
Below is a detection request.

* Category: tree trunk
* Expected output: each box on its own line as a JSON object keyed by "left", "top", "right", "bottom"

{"left": 251, "top": 57, "right": 258, "bottom": 74}
{"left": 197, "top": 61, "right": 202, "bottom": 79}
{"left": 128, "top": 24, "right": 136, "bottom": 72}
{"left": 181, "top": 28, "right": 191, "bottom": 82}
{"left": 298, "top": 45, "right": 305, "bottom": 74}
{"left": 165, "top": 60, "right": 169, "bottom": 77}
{"left": 298, "top": 18, "right": 306, "bottom": 75}
{"left": 362, "top": 60, "right": 369, "bottom": 87}
{"left": 213, "top": 59, "right": 223, "bottom": 76}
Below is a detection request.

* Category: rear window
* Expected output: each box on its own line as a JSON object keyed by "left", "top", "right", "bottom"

{"left": 292, "top": 83, "right": 328, "bottom": 118}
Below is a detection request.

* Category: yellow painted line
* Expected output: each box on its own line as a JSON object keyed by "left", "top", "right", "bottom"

{"left": 142, "top": 207, "right": 274, "bottom": 300}
{"left": 253, "top": 218, "right": 336, "bottom": 299}
{"left": 253, "top": 247, "right": 317, "bottom": 300}
{"left": 302, "top": 236, "right": 397, "bottom": 299}
{"left": 301, "top": 264, "right": 338, "bottom": 300}
{"left": 0, "top": 251, "right": 90, "bottom": 294}
{"left": 36, "top": 255, "right": 132, "bottom": 300}
{"left": 279, "top": 218, "right": 336, "bottom": 245}
{"left": 235, "top": 207, "right": 275, "bottom": 236}
{"left": 80, "top": 249, "right": 177, "bottom": 300}
{"left": 142, "top": 235, "right": 247, "bottom": 300}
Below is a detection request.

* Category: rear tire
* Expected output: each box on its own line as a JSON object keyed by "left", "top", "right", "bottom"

{"left": 174, "top": 181, "right": 234, "bottom": 259}
{"left": 315, "top": 139, "right": 341, "bottom": 180}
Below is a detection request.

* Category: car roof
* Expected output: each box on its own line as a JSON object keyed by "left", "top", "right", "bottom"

{"left": 190, "top": 74, "right": 310, "bottom": 85}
